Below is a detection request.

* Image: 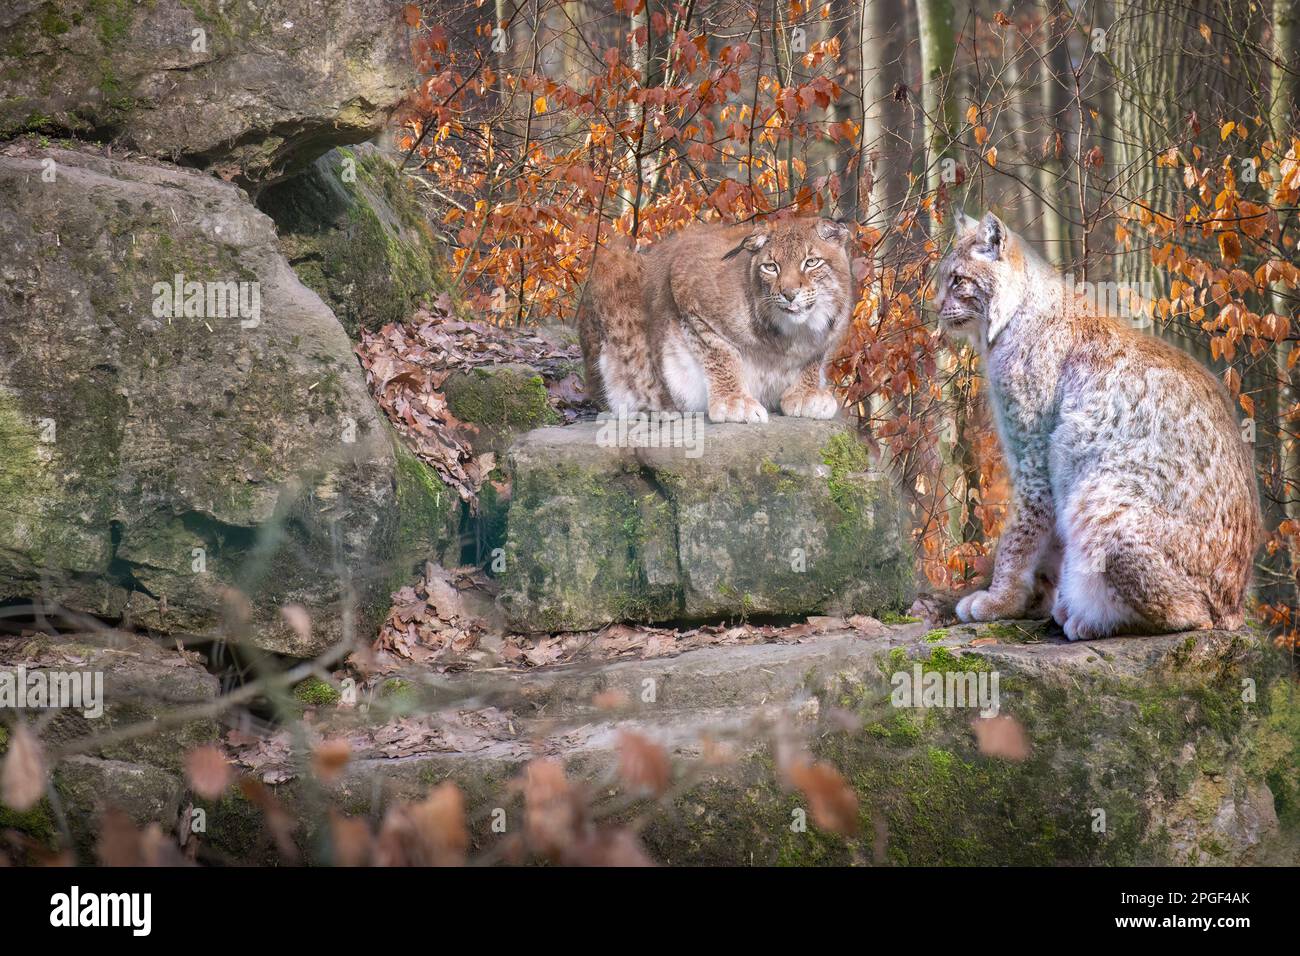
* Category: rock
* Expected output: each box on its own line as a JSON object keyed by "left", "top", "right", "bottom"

{"left": 0, "top": 0, "right": 415, "bottom": 189}
{"left": 443, "top": 364, "right": 561, "bottom": 457}
{"left": 0, "top": 630, "right": 220, "bottom": 771}
{"left": 0, "top": 143, "right": 455, "bottom": 656}
{"left": 176, "top": 622, "right": 1299, "bottom": 866}
{"left": 497, "top": 418, "right": 914, "bottom": 632}
{"left": 0, "top": 630, "right": 215, "bottom": 862}
{"left": 259, "top": 144, "right": 461, "bottom": 338}
{"left": 53, "top": 757, "right": 185, "bottom": 861}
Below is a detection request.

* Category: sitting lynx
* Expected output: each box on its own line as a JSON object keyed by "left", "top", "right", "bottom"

{"left": 937, "top": 212, "right": 1260, "bottom": 640}
{"left": 577, "top": 217, "right": 853, "bottom": 422}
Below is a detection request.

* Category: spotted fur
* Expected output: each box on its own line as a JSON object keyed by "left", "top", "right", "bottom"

{"left": 937, "top": 212, "right": 1261, "bottom": 640}
{"left": 577, "top": 217, "right": 854, "bottom": 423}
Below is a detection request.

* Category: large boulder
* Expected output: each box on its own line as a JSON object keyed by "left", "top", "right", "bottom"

{"left": 0, "top": 629, "right": 217, "bottom": 861}
{"left": 497, "top": 418, "right": 915, "bottom": 632}
{"left": 0, "top": 142, "right": 456, "bottom": 656}
{"left": 133, "top": 622, "right": 1300, "bottom": 866}
{"left": 0, "top": 0, "right": 416, "bottom": 189}
{"left": 259, "top": 144, "right": 461, "bottom": 338}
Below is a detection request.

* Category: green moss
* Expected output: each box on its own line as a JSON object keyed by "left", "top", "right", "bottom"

{"left": 820, "top": 430, "right": 873, "bottom": 517}
{"left": 0, "top": 799, "right": 58, "bottom": 847}
{"left": 380, "top": 678, "right": 416, "bottom": 701}
{"left": 259, "top": 146, "right": 463, "bottom": 338}
{"left": 979, "top": 621, "right": 1049, "bottom": 644}
{"left": 392, "top": 438, "right": 458, "bottom": 566}
{"left": 879, "top": 611, "right": 921, "bottom": 625}
{"left": 90, "top": 0, "right": 132, "bottom": 44}
{"left": 442, "top": 366, "right": 559, "bottom": 455}
{"left": 924, "top": 628, "right": 948, "bottom": 643}
{"left": 40, "top": 9, "right": 71, "bottom": 36}
{"left": 293, "top": 676, "right": 341, "bottom": 707}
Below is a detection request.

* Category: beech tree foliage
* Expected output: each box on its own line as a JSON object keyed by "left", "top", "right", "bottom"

{"left": 399, "top": 0, "right": 1300, "bottom": 648}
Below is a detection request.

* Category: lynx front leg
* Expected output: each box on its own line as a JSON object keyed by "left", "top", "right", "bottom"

{"left": 956, "top": 463, "right": 1055, "bottom": 623}
{"left": 780, "top": 362, "right": 839, "bottom": 419}
{"left": 681, "top": 315, "right": 768, "bottom": 423}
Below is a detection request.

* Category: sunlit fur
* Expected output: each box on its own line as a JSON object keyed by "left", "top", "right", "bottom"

{"left": 936, "top": 212, "right": 1260, "bottom": 640}
{"left": 578, "top": 217, "right": 853, "bottom": 423}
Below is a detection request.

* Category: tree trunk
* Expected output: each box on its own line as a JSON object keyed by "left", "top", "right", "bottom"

{"left": 917, "top": 0, "right": 958, "bottom": 235}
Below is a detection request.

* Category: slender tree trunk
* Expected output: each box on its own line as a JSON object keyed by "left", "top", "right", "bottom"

{"left": 859, "top": 0, "right": 910, "bottom": 235}
{"left": 917, "top": 0, "right": 958, "bottom": 235}
{"left": 1038, "top": 0, "right": 1072, "bottom": 265}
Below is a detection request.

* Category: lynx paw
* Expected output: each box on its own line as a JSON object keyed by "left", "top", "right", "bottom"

{"left": 1062, "top": 616, "right": 1101, "bottom": 642}
{"left": 955, "top": 590, "right": 995, "bottom": 623}
{"left": 781, "top": 388, "right": 839, "bottom": 419}
{"left": 708, "top": 395, "right": 769, "bottom": 424}
{"left": 955, "top": 589, "right": 1025, "bottom": 623}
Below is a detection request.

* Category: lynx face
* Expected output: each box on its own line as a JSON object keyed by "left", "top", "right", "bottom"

{"left": 935, "top": 212, "right": 1026, "bottom": 346}
{"left": 737, "top": 218, "right": 852, "bottom": 334}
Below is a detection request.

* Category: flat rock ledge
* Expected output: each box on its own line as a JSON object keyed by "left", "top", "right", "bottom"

{"left": 6, "top": 621, "right": 1297, "bottom": 866}
{"left": 497, "top": 418, "right": 915, "bottom": 633}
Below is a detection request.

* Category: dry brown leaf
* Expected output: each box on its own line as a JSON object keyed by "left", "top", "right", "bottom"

{"left": 329, "top": 811, "right": 373, "bottom": 867}
{"left": 312, "top": 738, "right": 352, "bottom": 784}
{"left": 617, "top": 731, "right": 671, "bottom": 797}
{"left": 522, "top": 758, "right": 581, "bottom": 858}
{"left": 280, "top": 604, "right": 312, "bottom": 646}
{"left": 1, "top": 724, "right": 46, "bottom": 812}
{"left": 972, "top": 715, "right": 1030, "bottom": 761}
{"left": 592, "top": 688, "right": 630, "bottom": 711}
{"left": 184, "top": 745, "right": 233, "bottom": 800}
{"left": 406, "top": 782, "right": 469, "bottom": 866}
{"left": 788, "top": 760, "right": 860, "bottom": 836}
{"left": 239, "top": 777, "right": 299, "bottom": 863}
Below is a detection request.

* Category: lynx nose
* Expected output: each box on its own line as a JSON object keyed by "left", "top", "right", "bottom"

{"left": 781, "top": 289, "right": 798, "bottom": 303}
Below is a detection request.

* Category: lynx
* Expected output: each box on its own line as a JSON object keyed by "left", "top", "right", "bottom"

{"left": 577, "top": 217, "right": 854, "bottom": 422}
{"left": 936, "top": 212, "right": 1260, "bottom": 640}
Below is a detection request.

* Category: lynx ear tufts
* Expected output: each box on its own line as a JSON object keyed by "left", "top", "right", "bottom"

{"left": 975, "top": 212, "right": 1005, "bottom": 259}
{"left": 815, "top": 218, "right": 851, "bottom": 244}
{"left": 722, "top": 228, "right": 769, "bottom": 261}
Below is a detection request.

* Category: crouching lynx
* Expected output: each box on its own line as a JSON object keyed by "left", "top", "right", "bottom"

{"left": 577, "top": 217, "right": 853, "bottom": 422}
{"left": 937, "top": 212, "right": 1260, "bottom": 640}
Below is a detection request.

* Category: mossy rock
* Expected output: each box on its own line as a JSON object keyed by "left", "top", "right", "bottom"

{"left": 0, "top": 144, "right": 452, "bottom": 656}
{"left": 497, "top": 418, "right": 914, "bottom": 632}
{"left": 0, "top": 631, "right": 221, "bottom": 772}
{"left": 153, "top": 625, "right": 1299, "bottom": 866}
{"left": 443, "top": 364, "right": 560, "bottom": 457}
{"left": 259, "top": 144, "right": 463, "bottom": 337}
{"left": 636, "top": 626, "right": 1300, "bottom": 866}
{"left": 0, "top": 1, "right": 417, "bottom": 189}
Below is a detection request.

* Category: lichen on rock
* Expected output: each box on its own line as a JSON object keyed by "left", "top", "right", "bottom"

{"left": 259, "top": 144, "right": 463, "bottom": 338}
{"left": 497, "top": 418, "right": 915, "bottom": 632}
{"left": 0, "top": 142, "right": 449, "bottom": 656}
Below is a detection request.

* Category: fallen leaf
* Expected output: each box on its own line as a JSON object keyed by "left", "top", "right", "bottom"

{"left": 788, "top": 760, "right": 859, "bottom": 836}
{"left": 1, "top": 725, "right": 46, "bottom": 811}
{"left": 972, "top": 715, "right": 1030, "bottom": 761}
{"left": 617, "top": 731, "right": 671, "bottom": 796}
{"left": 184, "top": 746, "right": 233, "bottom": 800}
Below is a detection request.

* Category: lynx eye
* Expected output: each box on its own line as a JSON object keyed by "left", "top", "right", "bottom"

{"left": 759, "top": 262, "right": 779, "bottom": 275}
{"left": 802, "top": 257, "right": 824, "bottom": 271}
{"left": 950, "top": 274, "right": 966, "bottom": 288}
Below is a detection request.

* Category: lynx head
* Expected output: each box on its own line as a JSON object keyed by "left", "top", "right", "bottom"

{"left": 724, "top": 217, "right": 853, "bottom": 334}
{"left": 936, "top": 211, "right": 1030, "bottom": 346}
